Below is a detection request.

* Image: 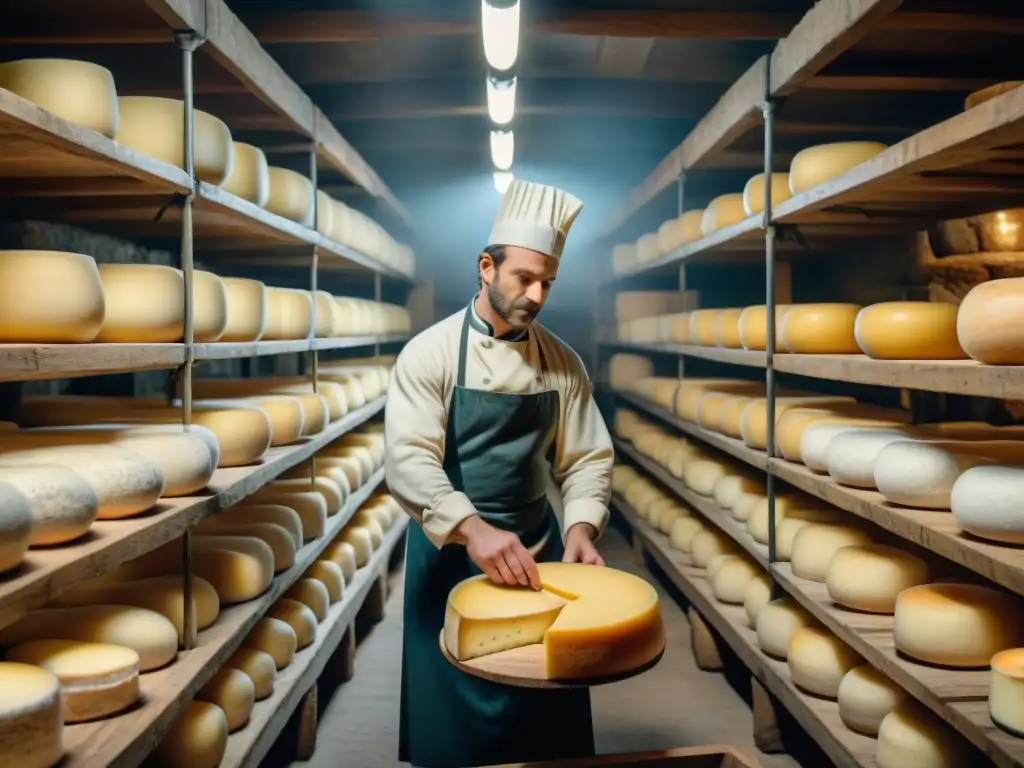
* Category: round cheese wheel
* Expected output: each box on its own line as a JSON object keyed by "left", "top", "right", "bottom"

{"left": 221, "top": 142, "right": 269, "bottom": 206}
{"left": 710, "top": 556, "right": 760, "bottom": 605}
{"left": 801, "top": 423, "right": 898, "bottom": 473}
{"left": 713, "top": 309, "right": 744, "bottom": 349}
{"left": 6, "top": 638, "right": 139, "bottom": 723}
{"left": 636, "top": 232, "right": 660, "bottom": 264}
{"left": 690, "top": 529, "right": 740, "bottom": 569}
{"left": 197, "top": 668, "right": 255, "bottom": 732}
{"left": 742, "top": 172, "right": 793, "bottom": 216}
{"left": 322, "top": 539, "right": 358, "bottom": 583}
{"left": 673, "top": 210, "right": 703, "bottom": 244}
{"left": 788, "top": 142, "right": 887, "bottom": 195}
{"left": 713, "top": 474, "right": 763, "bottom": 510}
{"left": 756, "top": 598, "right": 815, "bottom": 659}
{"left": 952, "top": 464, "right": 1024, "bottom": 543}
{"left": 826, "top": 429, "right": 919, "bottom": 488}
{"left": 244, "top": 618, "right": 297, "bottom": 670}
{"left": 116, "top": 96, "right": 233, "bottom": 185}
{"left": 154, "top": 700, "right": 228, "bottom": 768}
{"left": 315, "top": 191, "right": 334, "bottom": 238}
{"left": 731, "top": 491, "right": 764, "bottom": 523}
{"left": 738, "top": 305, "right": 793, "bottom": 352}
{"left": 0, "top": 662, "right": 63, "bottom": 767}
{"left": 688, "top": 310, "right": 722, "bottom": 347}
{"left": 838, "top": 665, "right": 909, "bottom": 736}
{"left": 184, "top": 270, "right": 228, "bottom": 343}
{"left": 221, "top": 277, "right": 267, "bottom": 342}
{"left": 826, "top": 545, "right": 930, "bottom": 614}
{"left": 855, "top": 302, "right": 965, "bottom": 360}
{"left": 285, "top": 578, "right": 331, "bottom": 622}
{"left": 779, "top": 303, "right": 862, "bottom": 354}
{"left": 0, "top": 58, "right": 118, "bottom": 136}
{"left": 741, "top": 396, "right": 856, "bottom": 450}
{"left": 669, "top": 517, "right": 705, "bottom": 553}
{"left": 261, "top": 476, "right": 342, "bottom": 516}
{"left": 267, "top": 598, "right": 318, "bottom": 650}
{"left": 0, "top": 466, "right": 94, "bottom": 547}
{"left": 965, "top": 81, "right": 1024, "bottom": 111}
{"left": 876, "top": 704, "right": 972, "bottom": 768}
{"left": 683, "top": 458, "right": 732, "bottom": 496}
{"left": 746, "top": 496, "right": 843, "bottom": 546}
{"left": 305, "top": 560, "right": 345, "bottom": 604}
{"left": 0, "top": 483, "right": 35, "bottom": 572}
{"left": 790, "top": 524, "right": 873, "bottom": 582}
{"left": 95, "top": 263, "right": 183, "bottom": 342}
{"left": 0, "top": 250, "right": 105, "bottom": 343}
{"left": 264, "top": 287, "right": 313, "bottom": 341}
{"left": 788, "top": 626, "right": 861, "bottom": 699}
{"left": 957, "top": 277, "right": 1024, "bottom": 364}
{"left": 894, "top": 583, "right": 1024, "bottom": 667}
{"left": 775, "top": 404, "right": 911, "bottom": 463}
{"left": 254, "top": 491, "right": 327, "bottom": 540}
{"left": 743, "top": 574, "right": 772, "bottom": 628}
{"left": 700, "top": 194, "right": 747, "bottom": 235}
{"left": 266, "top": 167, "right": 314, "bottom": 226}
{"left": 991, "top": 648, "right": 1024, "bottom": 737}
{"left": 225, "top": 647, "right": 276, "bottom": 701}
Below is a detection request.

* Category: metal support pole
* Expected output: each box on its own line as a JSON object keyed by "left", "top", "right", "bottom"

{"left": 309, "top": 150, "right": 320, "bottom": 487}
{"left": 676, "top": 170, "right": 686, "bottom": 218}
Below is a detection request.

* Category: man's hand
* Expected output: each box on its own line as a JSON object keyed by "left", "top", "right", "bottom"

{"left": 563, "top": 523, "right": 604, "bottom": 566}
{"left": 456, "top": 515, "right": 541, "bottom": 589}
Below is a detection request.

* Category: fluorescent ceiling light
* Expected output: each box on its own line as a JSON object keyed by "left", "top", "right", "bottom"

{"left": 486, "top": 76, "right": 516, "bottom": 125}
{"left": 481, "top": 0, "right": 520, "bottom": 72}
{"left": 490, "top": 130, "right": 514, "bottom": 171}
{"left": 494, "top": 171, "right": 514, "bottom": 194}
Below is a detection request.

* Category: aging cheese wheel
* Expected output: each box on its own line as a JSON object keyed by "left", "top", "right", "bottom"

{"left": 636, "top": 233, "right": 660, "bottom": 264}
{"left": 855, "top": 302, "right": 966, "bottom": 360}
{"left": 322, "top": 541, "right": 358, "bottom": 583}
{"left": 876, "top": 704, "right": 972, "bottom": 768}
{"left": 154, "top": 700, "right": 228, "bottom": 768}
{"left": 743, "top": 574, "right": 772, "bottom": 628}
{"left": 225, "top": 647, "right": 276, "bottom": 701}
{"left": 700, "top": 194, "right": 748, "bottom": 235}
{"left": 197, "top": 668, "right": 255, "bottom": 732}
{"left": 262, "top": 476, "right": 343, "bottom": 514}
{"left": 740, "top": 396, "right": 856, "bottom": 450}
{"left": 116, "top": 96, "right": 233, "bottom": 185}
{"left": 742, "top": 172, "right": 793, "bottom": 216}
{"left": 0, "top": 465, "right": 98, "bottom": 546}
{"left": 266, "top": 167, "right": 314, "bottom": 226}
{"left": 756, "top": 598, "right": 815, "bottom": 659}
{"left": 0, "top": 662, "right": 63, "bottom": 768}
{"left": 779, "top": 303, "right": 862, "bottom": 354}
{"left": 894, "top": 583, "right": 1024, "bottom": 667}
{"left": 689, "top": 310, "right": 723, "bottom": 347}
{"left": 340, "top": 525, "right": 374, "bottom": 567}
{"left": 788, "top": 626, "right": 861, "bottom": 699}
{"left": 185, "top": 269, "right": 228, "bottom": 343}
{"left": 95, "top": 263, "right": 183, "bottom": 342}
{"left": 746, "top": 495, "right": 843, "bottom": 546}
{"left": 788, "top": 142, "right": 887, "bottom": 195}
{"left": 265, "top": 287, "right": 313, "bottom": 341}
{"left": 952, "top": 465, "right": 1024, "bottom": 543}
{"left": 250, "top": 491, "right": 328, "bottom": 540}
{"left": 690, "top": 529, "right": 740, "bottom": 569}
{"left": 444, "top": 562, "right": 664, "bottom": 679}
{"left": 838, "top": 665, "right": 909, "bottom": 736}
{"left": 991, "top": 648, "right": 1024, "bottom": 737}
{"left": 669, "top": 517, "right": 705, "bottom": 553}
{"left": 709, "top": 556, "right": 760, "bottom": 605}
{"left": 267, "top": 598, "right": 318, "bottom": 649}
{"left": 206, "top": 522, "right": 296, "bottom": 573}
{"left": 775, "top": 404, "right": 911, "bottom": 464}
{"left": 713, "top": 309, "right": 744, "bottom": 349}
{"left": 315, "top": 191, "right": 334, "bottom": 238}
{"left": 0, "top": 59, "right": 118, "bottom": 137}
{"left": 220, "top": 277, "right": 267, "bottom": 342}
{"left": 305, "top": 560, "right": 345, "bottom": 604}
{"left": 790, "top": 524, "right": 873, "bottom": 582}
{"left": 0, "top": 250, "right": 105, "bottom": 343}
{"left": 713, "top": 474, "right": 763, "bottom": 510}
{"left": 676, "top": 380, "right": 763, "bottom": 422}
{"left": 957, "top": 277, "right": 1024, "bottom": 364}
{"left": 221, "top": 142, "right": 269, "bottom": 206}
{"left": 244, "top": 618, "right": 297, "bottom": 670}
{"left": 204, "top": 504, "right": 302, "bottom": 549}
{"left": 285, "top": 578, "right": 331, "bottom": 622}
{"left": 0, "top": 605, "right": 177, "bottom": 672}
{"left": 732, "top": 490, "right": 763, "bottom": 523}
{"left": 676, "top": 210, "right": 704, "bottom": 244}
{"left": 6, "top": 639, "right": 139, "bottom": 723}
{"left": 0, "top": 483, "right": 35, "bottom": 571}
{"left": 738, "top": 305, "right": 792, "bottom": 352}
{"left": 682, "top": 457, "right": 733, "bottom": 496}
{"left": 826, "top": 545, "right": 930, "bottom": 614}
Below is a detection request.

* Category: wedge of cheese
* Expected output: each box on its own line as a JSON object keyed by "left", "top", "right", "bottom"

{"left": 444, "top": 562, "right": 664, "bottom": 680}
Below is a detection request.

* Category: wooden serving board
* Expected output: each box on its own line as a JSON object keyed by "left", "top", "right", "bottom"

{"left": 438, "top": 631, "right": 665, "bottom": 690}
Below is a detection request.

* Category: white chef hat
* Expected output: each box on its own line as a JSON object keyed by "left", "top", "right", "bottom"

{"left": 487, "top": 179, "right": 584, "bottom": 260}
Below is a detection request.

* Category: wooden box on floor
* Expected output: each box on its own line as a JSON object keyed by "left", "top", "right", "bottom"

{"left": 491, "top": 744, "right": 761, "bottom": 767}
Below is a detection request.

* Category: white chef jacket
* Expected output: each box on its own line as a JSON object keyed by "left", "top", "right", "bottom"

{"left": 384, "top": 302, "right": 614, "bottom": 549}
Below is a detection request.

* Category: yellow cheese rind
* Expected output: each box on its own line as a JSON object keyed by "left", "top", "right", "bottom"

{"left": 222, "top": 143, "right": 270, "bottom": 207}
{"left": 267, "top": 599, "right": 318, "bottom": 650}
{"left": 305, "top": 560, "right": 345, "bottom": 603}
{"left": 788, "top": 626, "right": 861, "bottom": 699}
{"left": 826, "top": 545, "right": 929, "bottom": 614}
{"left": 198, "top": 504, "right": 303, "bottom": 550}
{"left": 285, "top": 578, "right": 330, "bottom": 622}
{"left": 0, "top": 661, "right": 63, "bottom": 768}
{"left": 221, "top": 277, "right": 267, "bottom": 343}
{"left": 0, "top": 483, "right": 34, "bottom": 572}
{"left": 742, "top": 172, "right": 793, "bottom": 216}
{"left": 251, "top": 491, "right": 328, "bottom": 540}
{"left": 266, "top": 167, "right": 314, "bottom": 226}
{"left": 788, "top": 142, "right": 887, "bottom": 195}
{"left": 0, "top": 59, "right": 118, "bottom": 137}
{"left": 756, "top": 598, "right": 814, "bottom": 659}
{"left": 779, "top": 303, "right": 863, "bottom": 354}
{"left": 876, "top": 704, "right": 972, "bottom": 768}
{"left": 322, "top": 541, "right": 358, "bottom": 583}
{"left": 855, "top": 302, "right": 966, "bottom": 360}
{"left": 197, "top": 668, "right": 255, "bottom": 733}
{"left": 838, "top": 665, "right": 909, "bottom": 737}
{"left": 958, "top": 277, "right": 1024, "bottom": 364}
{"left": 700, "top": 194, "right": 747, "bottom": 235}
{"left": 743, "top": 574, "right": 772, "bottom": 629}
{"left": 265, "top": 287, "right": 314, "bottom": 341}
{"left": 154, "top": 700, "right": 228, "bottom": 768}
{"left": 244, "top": 618, "right": 297, "bottom": 670}
{"left": 790, "top": 524, "right": 873, "bottom": 582}
{"left": 225, "top": 647, "right": 276, "bottom": 701}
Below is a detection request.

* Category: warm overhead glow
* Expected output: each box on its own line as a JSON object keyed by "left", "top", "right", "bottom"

{"left": 487, "top": 76, "right": 516, "bottom": 125}
{"left": 481, "top": 0, "right": 520, "bottom": 72}
{"left": 494, "top": 171, "right": 514, "bottom": 194}
{"left": 490, "top": 130, "right": 514, "bottom": 171}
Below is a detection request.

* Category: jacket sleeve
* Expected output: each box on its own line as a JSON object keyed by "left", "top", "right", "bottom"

{"left": 384, "top": 337, "right": 477, "bottom": 548}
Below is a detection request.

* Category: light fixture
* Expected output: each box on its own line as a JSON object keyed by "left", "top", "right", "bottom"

{"left": 481, "top": 0, "right": 520, "bottom": 72}
{"left": 490, "top": 130, "right": 514, "bottom": 171}
{"left": 487, "top": 76, "right": 516, "bottom": 125}
{"left": 494, "top": 171, "right": 514, "bottom": 194}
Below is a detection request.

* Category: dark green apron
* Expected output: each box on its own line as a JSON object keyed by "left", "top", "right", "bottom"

{"left": 398, "top": 306, "right": 595, "bottom": 768}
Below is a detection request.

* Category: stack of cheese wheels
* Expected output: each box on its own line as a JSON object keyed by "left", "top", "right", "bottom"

{"left": 154, "top": 699, "right": 229, "bottom": 768}
{"left": 957, "top": 277, "right": 1024, "bottom": 364}
{"left": 0, "top": 58, "right": 119, "bottom": 136}
{"left": 826, "top": 545, "right": 930, "bottom": 614}
{"left": 701, "top": 194, "right": 747, "bottom": 235}
{"left": 0, "top": 661, "right": 64, "bottom": 766}
{"left": 855, "top": 301, "right": 966, "bottom": 360}
{"left": 266, "top": 167, "right": 314, "bottom": 226}
{"left": 221, "top": 142, "right": 270, "bottom": 206}
{"left": 788, "top": 626, "right": 862, "bottom": 698}
{"left": 952, "top": 464, "right": 1024, "bottom": 543}
{"left": 838, "top": 665, "right": 909, "bottom": 736}
{"left": 779, "top": 303, "right": 863, "bottom": 354}
{"left": 742, "top": 173, "right": 792, "bottom": 216}
{"left": 116, "top": 96, "right": 233, "bottom": 185}
{"left": 0, "top": 250, "right": 106, "bottom": 343}
{"left": 740, "top": 394, "right": 856, "bottom": 450}
{"left": 876, "top": 704, "right": 973, "bottom": 768}
{"left": 756, "top": 598, "right": 815, "bottom": 659}
{"left": 788, "top": 141, "right": 887, "bottom": 195}
{"left": 774, "top": 402, "right": 912, "bottom": 464}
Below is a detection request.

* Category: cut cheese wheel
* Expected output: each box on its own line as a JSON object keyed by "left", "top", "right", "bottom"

{"left": 855, "top": 302, "right": 965, "bottom": 360}
{"left": 876, "top": 704, "right": 973, "bottom": 768}
{"left": 779, "top": 303, "right": 862, "bottom": 354}
{"left": 775, "top": 404, "right": 911, "bottom": 463}
{"left": 0, "top": 605, "right": 177, "bottom": 672}
{"left": 700, "top": 194, "right": 747, "bottom": 235}
{"left": 6, "top": 639, "right": 139, "bottom": 723}
{"left": 0, "top": 662, "right": 63, "bottom": 767}
{"left": 244, "top": 618, "right": 297, "bottom": 670}
{"left": 116, "top": 96, "right": 233, "bottom": 185}
{"left": 95, "top": 263, "right": 183, "bottom": 342}
{"left": 322, "top": 542, "right": 358, "bottom": 583}
{"left": 225, "top": 647, "right": 276, "bottom": 701}
{"left": 267, "top": 599, "right": 318, "bottom": 649}
{"left": 0, "top": 59, "right": 117, "bottom": 136}
{"left": 285, "top": 578, "right": 330, "bottom": 622}
{"left": 713, "top": 309, "right": 744, "bottom": 349}
{"left": 305, "top": 560, "right": 345, "bottom": 603}
{"left": 991, "top": 648, "right": 1024, "bottom": 737}
{"left": 221, "top": 277, "right": 267, "bottom": 342}
{"left": 265, "top": 288, "right": 313, "bottom": 341}
{"left": 826, "top": 545, "right": 930, "bottom": 614}
{"left": 690, "top": 529, "right": 740, "bottom": 569}
{"left": 713, "top": 474, "right": 763, "bottom": 509}
{"left": 790, "top": 524, "right": 873, "bottom": 582}
{"left": 248, "top": 491, "right": 327, "bottom": 540}
{"left": 744, "top": 574, "right": 772, "bottom": 628}
{"left": 709, "top": 556, "right": 760, "bottom": 605}
{"left": 958, "top": 277, "right": 1024, "bottom": 364}
{"left": 894, "top": 583, "right": 1024, "bottom": 667}
{"left": 201, "top": 504, "right": 302, "bottom": 549}
{"left": 740, "top": 395, "right": 855, "bottom": 450}
{"left": 221, "top": 142, "right": 270, "bottom": 206}
{"left": 788, "top": 626, "right": 861, "bottom": 698}
{"left": 788, "top": 142, "right": 887, "bottom": 195}
{"left": 0, "top": 483, "right": 36, "bottom": 571}
{"left": 154, "top": 700, "right": 228, "bottom": 768}
{"left": 0, "top": 465, "right": 98, "bottom": 545}
{"left": 444, "top": 562, "right": 663, "bottom": 679}
{"left": 0, "top": 250, "right": 105, "bottom": 343}
{"left": 266, "top": 167, "right": 314, "bottom": 226}
{"left": 197, "top": 668, "right": 255, "bottom": 733}
{"left": 669, "top": 517, "right": 704, "bottom": 553}
{"left": 738, "top": 305, "right": 793, "bottom": 352}
{"left": 742, "top": 172, "right": 792, "bottom": 216}
{"left": 53, "top": 575, "right": 220, "bottom": 643}
{"left": 838, "top": 665, "right": 909, "bottom": 736}
{"left": 756, "top": 598, "right": 815, "bottom": 659}
{"left": 952, "top": 465, "right": 1024, "bottom": 543}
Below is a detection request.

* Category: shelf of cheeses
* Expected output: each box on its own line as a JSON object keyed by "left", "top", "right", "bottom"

{"left": 609, "top": 294, "right": 1024, "bottom": 400}
{"left": 0, "top": 59, "right": 414, "bottom": 278}
{"left": 608, "top": 82, "right": 1024, "bottom": 279}
{"left": 0, "top": 253, "right": 411, "bottom": 380}
{"left": 0, "top": 360, "right": 391, "bottom": 630}
{"left": 0, "top": 448, "right": 404, "bottom": 768}
{"left": 604, "top": 374, "right": 1024, "bottom": 600}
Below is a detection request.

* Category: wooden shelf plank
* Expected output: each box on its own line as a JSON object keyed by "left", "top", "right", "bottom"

{"left": 613, "top": 438, "right": 769, "bottom": 569}
{"left": 772, "top": 564, "right": 1020, "bottom": 768}
{"left": 0, "top": 397, "right": 385, "bottom": 630}
{"left": 222, "top": 518, "right": 408, "bottom": 768}
{"left": 614, "top": 497, "right": 877, "bottom": 768}
{"left": 602, "top": 340, "right": 768, "bottom": 369}
{"left": 61, "top": 468, "right": 392, "bottom": 768}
